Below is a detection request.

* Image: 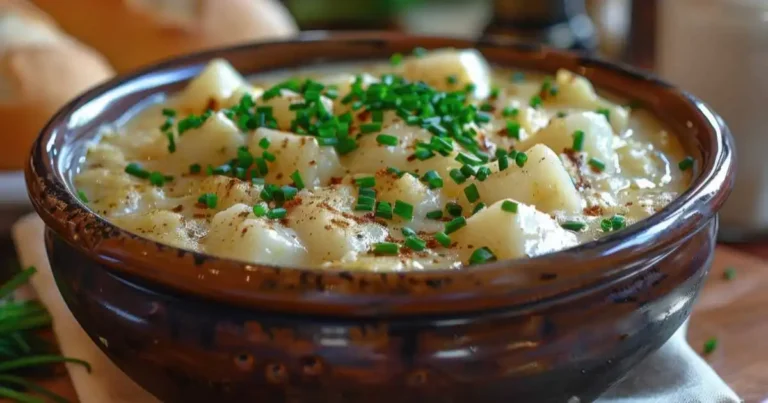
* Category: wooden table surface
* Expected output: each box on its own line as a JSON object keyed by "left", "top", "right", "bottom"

{"left": 6, "top": 244, "right": 762, "bottom": 403}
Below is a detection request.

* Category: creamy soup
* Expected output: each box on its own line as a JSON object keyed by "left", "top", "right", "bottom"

{"left": 75, "top": 49, "right": 692, "bottom": 271}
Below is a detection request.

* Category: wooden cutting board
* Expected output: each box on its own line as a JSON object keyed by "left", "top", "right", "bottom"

{"left": 13, "top": 245, "right": 768, "bottom": 403}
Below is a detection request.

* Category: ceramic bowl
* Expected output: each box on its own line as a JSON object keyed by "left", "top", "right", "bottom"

{"left": 26, "top": 32, "right": 734, "bottom": 403}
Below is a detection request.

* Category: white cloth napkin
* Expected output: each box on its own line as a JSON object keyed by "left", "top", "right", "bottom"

{"left": 12, "top": 214, "right": 741, "bottom": 403}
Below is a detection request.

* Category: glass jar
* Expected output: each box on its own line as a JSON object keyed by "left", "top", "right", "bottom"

{"left": 657, "top": 0, "right": 768, "bottom": 240}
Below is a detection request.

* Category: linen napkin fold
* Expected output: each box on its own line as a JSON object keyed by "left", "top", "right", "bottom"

{"left": 12, "top": 214, "right": 740, "bottom": 403}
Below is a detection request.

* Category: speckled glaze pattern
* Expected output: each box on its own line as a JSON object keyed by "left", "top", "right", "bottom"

{"left": 27, "top": 32, "right": 734, "bottom": 403}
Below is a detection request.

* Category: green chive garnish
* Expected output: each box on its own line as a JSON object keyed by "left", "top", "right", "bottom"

{"left": 376, "top": 201, "right": 393, "bottom": 219}
{"left": 506, "top": 121, "right": 521, "bottom": 139}
{"left": 588, "top": 157, "right": 606, "bottom": 172}
{"left": 475, "top": 166, "right": 491, "bottom": 181}
{"left": 446, "top": 75, "right": 458, "bottom": 85}
{"left": 422, "top": 170, "right": 443, "bottom": 189}
{"left": 258, "top": 138, "right": 271, "bottom": 149}
{"left": 426, "top": 210, "right": 443, "bottom": 220}
{"left": 511, "top": 72, "right": 525, "bottom": 82}
{"left": 464, "top": 184, "right": 480, "bottom": 203}
{"left": 678, "top": 156, "right": 694, "bottom": 171}
{"left": 434, "top": 231, "right": 451, "bottom": 247}
{"left": 77, "top": 190, "right": 88, "bottom": 203}
{"left": 360, "top": 122, "right": 382, "bottom": 134}
{"left": 355, "top": 176, "right": 376, "bottom": 188}
{"left": 703, "top": 337, "right": 718, "bottom": 355}
{"left": 198, "top": 193, "right": 218, "bottom": 209}
{"left": 390, "top": 53, "right": 403, "bottom": 66}
{"left": 394, "top": 200, "right": 414, "bottom": 221}
{"left": 376, "top": 134, "right": 398, "bottom": 146}
{"left": 501, "top": 200, "right": 518, "bottom": 213}
{"left": 469, "top": 247, "right": 497, "bottom": 265}
{"left": 445, "top": 216, "right": 467, "bottom": 234}
{"left": 502, "top": 107, "right": 519, "bottom": 118}
{"left": 267, "top": 208, "right": 287, "bottom": 219}
{"left": 529, "top": 95, "right": 543, "bottom": 108}
{"left": 373, "top": 242, "right": 399, "bottom": 255}
{"left": 561, "top": 220, "right": 587, "bottom": 232}
{"left": 472, "top": 203, "right": 486, "bottom": 214}
{"left": 449, "top": 169, "right": 467, "bottom": 184}
{"left": 723, "top": 267, "right": 736, "bottom": 281}
{"left": 515, "top": 152, "right": 528, "bottom": 168}
{"left": 149, "top": 171, "right": 166, "bottom": 187}
{"left": 189, "top": 163, "right": 201, "bottom": 174}
{"left": 405, "top": 236, "right": 426, "bottom": 251}
{"left": 252, "top": 203, "right": 268, "bottom": 217}
{"left": 162, "top": 108, "right": 177, "bottom": 117}
{"left": 572, "top": 130, "right": 585, "bottom": 151}
{"left": 446, "top": 202, "right": 463, "bottom": 217}
{"left": 498, "top": 154, "right": 509, "bottom": 171}
{"left": 401, "top": 227, "right": 417, "bottom": 237}
{"left": 262, "top": 151, "right": 276, "bottom": 162}
{"left": 596, "top": 108, "right": 610, "bottom": 121}
{"left": 125, "top": 163, "right": 150, "bottom": 179}
{"left": 290, "top": 170, "right": 305, "bottom": 189}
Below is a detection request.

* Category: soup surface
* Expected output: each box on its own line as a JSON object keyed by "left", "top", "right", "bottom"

{"left": 75, "top": 49, "right": 692, "bottom": 271}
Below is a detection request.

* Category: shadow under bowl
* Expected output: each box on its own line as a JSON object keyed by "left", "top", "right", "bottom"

{"left": 27, "top": 32, "right": 734, "bottom": 403}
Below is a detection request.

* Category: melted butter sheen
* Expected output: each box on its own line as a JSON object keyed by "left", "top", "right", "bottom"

{"left": 75, "top": 49, "right": 690, "bottom": 271}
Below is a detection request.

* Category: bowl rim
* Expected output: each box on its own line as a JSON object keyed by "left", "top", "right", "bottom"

{"left": 26, "top": 31, "right": 735, "bottom": 317}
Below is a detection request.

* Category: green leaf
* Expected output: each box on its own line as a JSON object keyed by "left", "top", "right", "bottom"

{"left": 0, "top": 375, "right": 70, "bottom": 403}
{"left": 0, "top": 355, "right": 91, "bottom": 373}
{"left": 0, "top": 267, "right": 36, "bottom": 300}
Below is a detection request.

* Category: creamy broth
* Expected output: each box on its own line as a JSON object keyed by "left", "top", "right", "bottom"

{"left": 75, "top": 49, "right": 691, "bottom": 271}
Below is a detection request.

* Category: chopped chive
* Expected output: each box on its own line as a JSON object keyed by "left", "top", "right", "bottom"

{"left": 588, "top": 157, "right": 606, "bottom": 172}
{"left": 357, "top": 196, "right": 376, "bottom": 207}
{"left": 596, "top": 108, "right": 610, "bottom": 121}
{"left": 572, "top": 130, "right": 585, "bottom": 151}
{"left": 529, "top": 95, "right": 543, "bottom": 108}
{"left": 258, "top": 137, "right": 271, "bottom": 149}
{"left": 449, "top": 169, "right": 467, "bottom": 184}
{"left": 372, "top": 110, "right": 384, "bottom": 123}
{"left": 373, "top": 242, "right": 399, "bottom": 255}
{"left": 394, "top": 200, "right": 414, "bottom": 220}
{"left": 723, "top": 267, "right": 736, "bottom": 281}
{"left": 254, "top": 157, "right": 269, "bottom": 176}
{"left": 460, "top": 164, "right": 477, "bottom": 178}
{"left": 511, "top": 72, "right": 525, "bottom": 82}
{"left": 413, "top": 47, "right": 427, "bottom": 57}
{"left": 260, "top": 184, "right": 278, "bottom": 202}
{"left": 354, "top": 203, "right": 374, "bottom": 212}
{"left": 165, "top": 131, "right": 176, "bottom": 154}
{"left": 414, "top": 147, "right": 435, "bottom": 160}
{"left": 434, "top": 231, "right": 451, "bottom": 247}
{"left": 291, "top": 170, "right": 305, "bottom": 189}
{"left": 375, "top": 201, "right": 393, "bottom": 219}
{"left": 355, "top": 176, "right": 376, "bottom": 188}
{"left": 149, "top": 171, "right": 166, "bottom": 187}
{"left": 426, "top": 210, "right": 443, "bottom": 220}
{"left": 506, "top": 121, "right": 521, "bottom": 139}
{"left": 501, "top": 200, "right": 518, "bottom": 213}
{"left": 464, "top": 184, "right": 480, "bottom": 203}
{"left": 376, "top": 134, "right": 398, "bottom": 146}
{"left": 502, "top": 107, "right": 519, "bottom": 118}
{"left": 162, "top": 108, "right": 177, "bottom": 117}
{"left": 465, "top": 83, "right": 477, "bottom": 93}
{"left": 359, "top": 188, "right": 376, "bottom": 199}
{"left": 469, "top": 247, "right": 497, "bottom": 265}
{"left": 472, "top": 203, "right": 486, "bottom": 214}
{"left": 490, "top": 87, "right": 500, "bottom": 98}
{"left": 401, "top": 227, "right": 417, "bottom": 237}
{"left": 561, "top": 220, "right": 587, "bottom": 232}
{"left": 252, "top": 203, "right": 268, "bottom": 217}
{"left": 267, "top": 208, "right": 287, "bottom": 219}
{"left": 198, "top": 193, "right": 218, "bottom": 209}
{"left": 237, "top": 147, "right": 254, "bottom": 168}
{"left": 475, "top": 166, "right": 491, "bottom": 182}
{"left": 262, "top": 151, "right": 276, "bottom": 162}
{"left": 515, "top": 152, "right": 528, "bottom": 167}
{"left": 335, "top": 138, "right": 358, "bottom": 155}
{"left": 498, "top": 154, "right": 509, "bottom": 171}
{"left": 386, "top": 166, "right": 402, "bottom": 177}
{"left": 610, "top": 215, "right": 626, "bottom": 230}
{"left": 360, "top": 122, "right": 382, "bottom": 134}
{"left": 189, "top": 163, "right": 201, "bottom": 174}
{"left": 125, "top": 163, "right": 150, "bottom": 179}
{"left": 405, "top": 236, "right": 426, "bottom": 251}
{"left": 390, "top": 53, "right": 404, "bottom": 66}
{"left": 600, "top": 218, "right": 612, "bottom": 232}
{"left": 446, "top": 202, "right": 463, "bottom": 217}
{"left": 556, "top": 111, "right": 568, "bottom": 118}
{"left": 77, "top": 190, "right": 89, "bottom": 203}
{"left": 480, "top": 103, "right": 494, "bottom": 112}
{"left": 445, "top": 216, "right": 467, "bottom": 234}
{"left": 422, "top": 170, "right": 443, "bottom": 189}
{"left": 678, "top": 156, "right": 695, "bottom": 171}
{"left": 318, "top": 137, "right": 339, "bottom": 146}
{"left": 703, "top": 337, "right": 718, "bottom": 354}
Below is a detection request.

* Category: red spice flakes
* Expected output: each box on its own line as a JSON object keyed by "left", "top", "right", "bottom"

{"left": 357, "top": 110, "right": 371, "bottom": 121}
{"left": 330, "top": 219, "right": 350, "bottom": 229}
{"left": 583, "top": 205, "right": 603, "bottom": 216}
{"left": 282, "top": 196, "right": 303, "bottom": 210}
{"left": 330, "top": 177, "right": 343, "bottom": 185}
{"left": 171, "top": 204, "right": 184, "bottom": 213}
{"left": 406, "top": 154, "right": 417, "bottom": 162}
{"left": 241, "top": 227, "right": 249, "bottom": 235}
{"left": 276, "top": 173, "right": 284, "bottom": 180}
{"left": 309, "top": 160, "right": 317, "bottom": 166}
{"left": 192, "top": 213, "right": 210, "bottom": 219}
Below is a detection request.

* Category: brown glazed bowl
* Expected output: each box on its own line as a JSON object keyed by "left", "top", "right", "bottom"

{"left": 26, "top": 32, "right": 734, "bottom": 403}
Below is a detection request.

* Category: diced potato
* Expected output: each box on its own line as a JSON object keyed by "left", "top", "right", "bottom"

{"left": 343, "top": 122, "right": 461, "bottom": 176}
{"left": 84, "top": 143, "right": 128, "bottom": 171}
{"left": 376, "top": 173, "right": 445, "bottom": 230}
{"left": 174, "top": 59, "right": 247, "bottom": 113}
{"left": 249, "top": 128, "right": 344, "bottom": 187}
{"left": 112, "top": 210, "right": 195, "bottom": 250}
{"left": 403, "top": 49, "right": 491, "bottom": 98}
{"left": 452, "top": 200, "right": 579, "bottom": 262}
{"left": 221, "top": 85, "right": 265, "bottom": 110}
{"left": 553, "top": 69, "right": 629, "bottom": 132}
{"left": 289, "top": 196, "right": 388, "bottom": 263}
{"left": 169, "top": 175, "right": 261, "bottom": 211}
{"left": 519, "top": 111, "right": 618, "bottom": 173}
{"left": 471, "top": 144, "right": 582, "bottom": 214}
{"left": 204, "top": 204, "right": 308, "bottom": 265}
{"left": 256, "top": 89, "right": 334, "bottom": 131}
{"left": 163, "top": 111, "right": 245, "bottom": 172}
